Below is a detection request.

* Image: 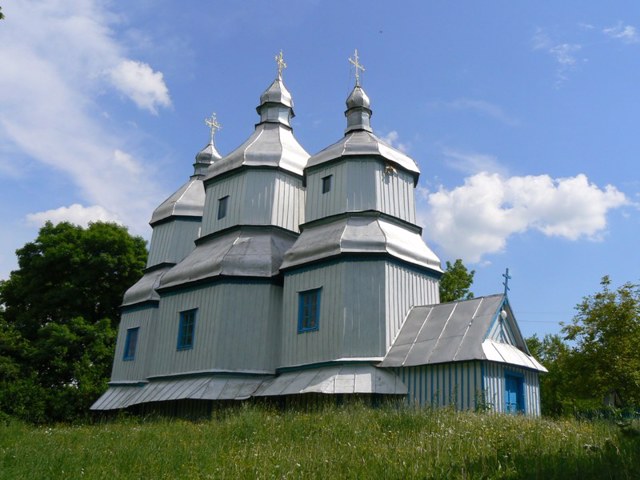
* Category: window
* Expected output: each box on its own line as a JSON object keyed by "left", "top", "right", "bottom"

{"left": 123, "top": 327, "right": 139, "bottom": 361}
{"left": 298, "top": 288, "right": 321, "bottom": 333}
{"left": 321, "top": 175, "right": 332, "bottom": 194}
{"left": 217, "top": 195, "right": 229, "bottom": 219}
{"left": 177, "top": 309, "right": 197, "bottom": 350}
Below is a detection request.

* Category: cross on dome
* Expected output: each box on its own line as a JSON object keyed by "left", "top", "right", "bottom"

{"left": 275, "top": 50, "right": 287, "bottom": 79}
{"left": 204, "top": 113, "right": 222, "bottom": 144}
{"left": 349, "top": 49, "right": 365, "bottom": 86}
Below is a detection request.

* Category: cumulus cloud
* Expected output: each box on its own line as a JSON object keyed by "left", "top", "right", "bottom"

{"left": 110, "top": 60, "right": 171, "bottom": 114}
{"left": 603, "top": 22, "right": 639, "bottom": 44}
{"left": 421, "top": 173, "right": 628, "bottom": 263}
{"left": 26, "top": 204, "right": 122, "bottom": 227}
{"left": 0, "top": 1, "right": 168, "bottom": 235}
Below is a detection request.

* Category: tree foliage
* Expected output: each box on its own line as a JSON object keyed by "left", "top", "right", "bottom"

{"left": 527, "top": 276, "right": 640, "bottom": 416}
{"left": 439, "top": 259, "right": 475, "bottom": 303}
{"left": 0, "top": 221, "right": 147, "bottom": 422}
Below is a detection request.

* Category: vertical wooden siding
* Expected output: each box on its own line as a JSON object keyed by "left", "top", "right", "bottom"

{"left": 306, "top": 159, "right": 417, "bottom": 224}
{"left": 280, "top": 261, "right": 387, "bottom": 368}
{"left": 385, "top": 263, "right": 440, "bottom": 350}
{"left": 146, "top": 282, "right": 282, "bottom": 377}
{"left": 111, "top": 306, "right": 158, "bottom": 382}
{"left": 147, "top": 219, "right": 201, "bottom": 267}
{"left": 398, "top": 361, "right": 541, "bottom": 416}
{"left": 201, "top": 170, "right": 304, "bottom": 236}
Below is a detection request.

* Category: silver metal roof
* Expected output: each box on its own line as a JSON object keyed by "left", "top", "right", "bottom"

{"left": 306, "top": 84, "right": 420, "bottom": 180}
{"left": 194, "top": 141, "right": 221, "bottom": 176}
{"left": 90, "top": 376, "right": 267, "bottom": 410}
{"left": 159, "top": 227, "right": 298, "bottom": 289}
{"left": 253, "top": 364, "right": 407, "bottom": 396}
{"left": 150, "top": 177, "right": 207, "bottom": 225}
{"left": 204, "top": 76, "right": 309, "bottom": 180}
{"left": 121, "top": 265, "right": 172, "bottom": 307}
{"left": 280, "top": 215, "right": 442, "bottom": 272}
{"left": 380, "top": 294, "right": 547, "bottom": 372}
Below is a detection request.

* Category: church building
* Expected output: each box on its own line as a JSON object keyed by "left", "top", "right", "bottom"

{"left": 92, "top": 52, "right": 546, "bottom": 416}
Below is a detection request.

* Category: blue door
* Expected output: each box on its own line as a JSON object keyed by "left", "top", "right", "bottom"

{"left": 505, "top": 374, "right": 523, "bottom": 413}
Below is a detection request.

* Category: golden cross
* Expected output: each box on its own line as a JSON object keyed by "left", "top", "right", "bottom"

{"left": 204, "top": 113, "right": 221, "bottom": 144}
{"left": 275, "top": 50, "right": 287, "bottom": 78}
{"left": 349, "top": 49, "right": 365, "bottom": 86}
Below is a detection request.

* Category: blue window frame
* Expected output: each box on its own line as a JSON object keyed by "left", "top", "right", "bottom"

{"left": 177, "top": 309, "right": 197, "bottom": 350}
{"left": 217, "top": 195, "right": 229, "bottom": 219}
{"left": 123, "top": 327, "right": 139, "bottom": 361}
{"left": 321, "top": 175, "right": 332, "bottom": 194}
{"left": 298, "top": 288, "right": 321, "bottom": 333}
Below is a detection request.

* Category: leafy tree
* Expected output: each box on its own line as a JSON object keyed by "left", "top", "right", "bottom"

{"left": 0, "top": 221, "right": 147, "bottom": 422}
{"left": 439, "top": 259, "right": 475, "bottom": 302}
{"left": 562, "top": 276, "right": 640, "bottom": 408}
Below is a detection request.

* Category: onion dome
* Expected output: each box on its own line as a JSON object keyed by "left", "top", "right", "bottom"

{"left": 193, "top": 141, "right": 221, "bottom": 176}
{"left": 306, "top": 51, "right": 420, "bottom": 184}
{"left": 205, "top": 52, "right": 309, "bottom": 180}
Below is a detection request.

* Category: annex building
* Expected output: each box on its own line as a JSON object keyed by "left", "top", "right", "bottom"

{"left": 92, "top": 53, "right": 546, "bottom": 416}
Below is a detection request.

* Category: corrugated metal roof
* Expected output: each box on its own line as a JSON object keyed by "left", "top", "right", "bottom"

{"left": 159, "top": 227, "right": 297, "bottom": 289}
{"left": 253, "top": 365, "right": 407, "bottom": 396}
{"left": 380, "top": 294, "right": 547, "bottom": 372}
{"left": 90, "top": 377, "right": 267, "bottom": 410}
{"left": 280, "top": 215, "right": 442, "bottom": 272}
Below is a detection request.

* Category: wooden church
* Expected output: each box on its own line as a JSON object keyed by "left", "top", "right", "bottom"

{"left": 92, "top": 52, "right": 546, "bottom": 416}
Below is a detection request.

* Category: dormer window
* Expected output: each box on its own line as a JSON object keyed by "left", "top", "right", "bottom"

{"left": 217, "top": 195, "right": 229, "bottom": 219}
{"left": 321, "top": 175, "right": 332, "bottom": 194}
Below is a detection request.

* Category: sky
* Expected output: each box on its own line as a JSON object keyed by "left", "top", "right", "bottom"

{"left": 0, "top": 1, "right": 638, "bottom": 339}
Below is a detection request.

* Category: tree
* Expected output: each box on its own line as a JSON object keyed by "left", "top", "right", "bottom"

{"left": 439, "top": 259, "right": 475, "bottom": 303}
{"left": 0, "top": 221, "right": 147, "bottom": 422}
{"left": 561, "top": 276, "right": 640, "bottom": 409}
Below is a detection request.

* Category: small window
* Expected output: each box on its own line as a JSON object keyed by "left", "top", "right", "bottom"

{"left": 321, "top": 175, "right": 332, "bottom": 194}
{"left": 298, "top": 288, "right": 321, "bottom": 333}
{"left": 217, "top": 196, "right": 229, "bottom": 219}
{"left": 123, "top": 327, "right": 139, "bottom": 361}
{"left": 177, "top": 309, "right": 197, "bottom": 350}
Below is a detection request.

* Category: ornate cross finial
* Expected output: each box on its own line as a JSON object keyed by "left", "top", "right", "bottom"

{"left": 502, "top": 268, "right": 512, "bottom": 296}
{"left": 204, "top": 113, "right": 221, "bottom": 144}
{"left": 349, "top": 49, "right": 365, "bottom": 86}
{"left": 275, "top": 50, "right": 287, "bottom": 79}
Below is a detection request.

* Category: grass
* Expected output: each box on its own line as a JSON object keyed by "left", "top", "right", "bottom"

{"left": 1, "top": 404, "right": 639, "bottom": 479}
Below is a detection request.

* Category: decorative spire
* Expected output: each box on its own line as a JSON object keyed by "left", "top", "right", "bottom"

{"left": 349, "top": 49, "right": 365, "bottom": 86}
{"left": 204, "top": 113, "right": 222, "bottom": 145}
{"left": 502, "top": 268, "right": 511, "bottom": 296}
{"left": 344, "top": 49, "right": 372, "bottom": 134}
{"left": 194, "top": 113, "right": 222, "bottom": 176}
{"left": 275, "top": 50, "right": 287, "bottom": 79}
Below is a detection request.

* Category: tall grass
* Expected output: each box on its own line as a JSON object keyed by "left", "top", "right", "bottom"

{"left": 1, "top": 404, "right": 638, "bottom": 479}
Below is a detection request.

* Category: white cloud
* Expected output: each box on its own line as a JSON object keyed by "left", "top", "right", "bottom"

{"left": 420, "top": 172, "right": 628, "bottom": 263}
{"left": 442, "top": 148, "right": 508, "bottom": 176}
{"left": 380, "top": 131, "right": 409, "bottom": 153}
{"left": 532, "top": 28, "right": 582, "bottom": 85}
{"left": 26, "top": 204, "right": 122, "bottom": 227}
{"left": 603, "top": 22, "right": 639, "bottom": 44}
{"left": 446, "top": 98, "right": 519, "bottom": 126}
{"left": 0, "top": 1, "right": 168, "bottom": 235}
{"left": 110, "top": 60, "right": 171, "bottom": 114}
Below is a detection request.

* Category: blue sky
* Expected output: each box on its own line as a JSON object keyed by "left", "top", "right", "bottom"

{"left": 1, "top": 1, "right": 638, "bottom": 339}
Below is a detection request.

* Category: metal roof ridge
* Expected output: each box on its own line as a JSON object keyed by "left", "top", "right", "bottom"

{"left": 429, "top": 301, "right": 458, "bottom": 363}
{"left": 452, "top": 297, "right": 484, "bottom": 361}
{"left": 402, "top": 305, "right": 434, "bottom": 366}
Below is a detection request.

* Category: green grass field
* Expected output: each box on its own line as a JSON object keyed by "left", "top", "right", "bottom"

{"left": 1, "top": 404, "right": 638, "bottom": 479}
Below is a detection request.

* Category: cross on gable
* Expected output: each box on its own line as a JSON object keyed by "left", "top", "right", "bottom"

{"left": 502, "top": 268, "right": 512, "bottom": 296}
{"left": 204, "top": 113, "right": 221, "bottom": 144}
{"left": 349, "top": 49, "right": 365, "bottom": 86}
